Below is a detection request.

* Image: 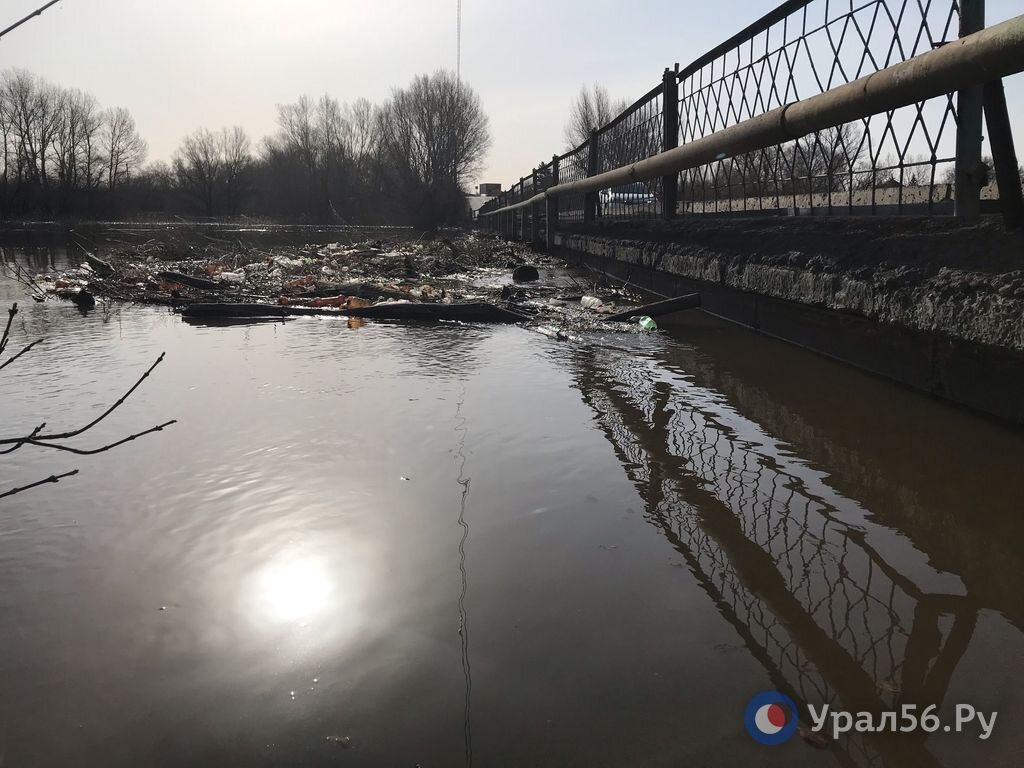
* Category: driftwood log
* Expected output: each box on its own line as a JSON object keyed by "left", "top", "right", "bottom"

{"left": 181, "top": 301, "right": 530, "bottom": 324}
{"left": 84, "top": 253, "right": 114, "bottom": 277}
{"left": 605, "top": 293, "right": 701, "bottom": 322}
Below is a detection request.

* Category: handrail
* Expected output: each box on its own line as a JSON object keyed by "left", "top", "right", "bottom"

{"left": 481, "top": 15, "right": 1024, "bottom": 217}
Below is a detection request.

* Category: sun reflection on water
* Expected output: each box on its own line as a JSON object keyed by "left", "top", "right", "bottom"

{"left": 251, "top": 554, "right": 334, "bottom": 625}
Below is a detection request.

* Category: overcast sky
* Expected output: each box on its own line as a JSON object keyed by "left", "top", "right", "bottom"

{"left": 3, "top": 0, "right": 1021, "bottom": 188}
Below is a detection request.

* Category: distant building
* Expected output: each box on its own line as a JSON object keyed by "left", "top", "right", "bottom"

{"left": 478, "top": 183, "right": 502, "bottom": 196}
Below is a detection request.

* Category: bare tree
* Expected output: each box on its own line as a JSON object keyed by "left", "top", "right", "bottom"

{"left": 172, "top": 128, "right": 223, "bottom": 217}
{"left": 346, "top": 98, "right": 379, "bottom": 163}
{"left": 51, "top": 88, "right": 102, "bottom": 213}
{"left": 171, "top": 126, "right": 252, "bottom": 217}
{"left": 101, "top": 106, "right": 146, "bottom": 201}
{"left": 378, "top": 69, "right": 491, "bottom": 227}
{"left": 219, "top": 126, "right": 252, "bottom": 216}
{"left": 785, "top": 123, "right": 865, "bottom": 195}
{"left": 0, "top": 69, "right": 62, "bottom": 210}
{"left": 564, "top": 84, "right": 629, "bottom": 150}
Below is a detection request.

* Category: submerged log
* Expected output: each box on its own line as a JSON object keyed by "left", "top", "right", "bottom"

{"left": 181, "top": 301, "right": 529, "bottom": 324}
{"left": 182, "top": 303, "right": 287, "bottom": 319}
{"left": 183, "top": 315, "right": 293, "bottom": 327}
{"left": 605, "top": 293, "right": 701, "bottom": 322}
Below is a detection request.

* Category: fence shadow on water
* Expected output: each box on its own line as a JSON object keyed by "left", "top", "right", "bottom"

{"left": 566, "top": 336, "right": 1022, "bottom": 767}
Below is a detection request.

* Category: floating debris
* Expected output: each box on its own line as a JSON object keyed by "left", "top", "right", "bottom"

{"left": 32, "top": 233, "right": 697, "bottom": 337}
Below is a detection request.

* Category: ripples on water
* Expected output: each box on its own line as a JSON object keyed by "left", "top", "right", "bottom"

{"left": 2, "top": 243, "right": 1023, "bottom": 767}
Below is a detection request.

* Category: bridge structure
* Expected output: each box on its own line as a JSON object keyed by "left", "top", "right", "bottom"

{"left": 478, "top": 0, "right": 1024, "bottom": 426}
{"left": 478, "top": 0, "right": 1023, "bottom": 237}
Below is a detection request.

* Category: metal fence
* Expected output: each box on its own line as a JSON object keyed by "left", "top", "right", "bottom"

{"left": 677, "top": 0, "right": 961, "bottom": 216}
{"left": 478, "top": 0, "right": 1022, "bottom": 239}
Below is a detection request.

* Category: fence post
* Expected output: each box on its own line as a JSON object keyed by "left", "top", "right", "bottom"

{"left": 530, "top": 169, "right": 539, "bottom": 245}
{"left": 510, "top": 188, "right": 517, "bottom": 240}
{"left": 520, "top": 176, "right": 528, "bottom": 242}
{"left": 585, "top": 128, "right": 600, "bottom": 225}
{"left": 662, "top": 66, "right": 679, "bottom": 220}
{"left": 955, "top": 0, "right": 985, "bottom": 218}
{"left": 546, "top": 154, "right": 560, "bottom": 250}
{"left": 984, "top": 79, "right": 1024, "bottom": 229}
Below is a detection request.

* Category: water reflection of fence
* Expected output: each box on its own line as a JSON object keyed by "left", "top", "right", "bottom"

{"left": 479, "top": 0, "right": 1024, "bottom": 234}
{"left": 574, "top": 348, "right": 981, "bottom": 767}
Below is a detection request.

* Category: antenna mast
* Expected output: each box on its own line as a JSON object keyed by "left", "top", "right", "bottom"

{"left": 457, "top": 0, "right": 462, "bottom": 79}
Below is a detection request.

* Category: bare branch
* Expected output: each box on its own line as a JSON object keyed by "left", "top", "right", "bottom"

{"left": 0, "top": 0, "right": 64, "bottom": 41}
{"left": 0, "top": 303, "right": 16, "bottom": 357}
{"left": 0, "top": 469, "right": 79, "bottom": 501}
{"left": 25, "top": 420, "right": 177, "bottom": 455}
{"left": 0, "top": 353, "right": 167, "bottom": 444}
{"left": 0, "top": 337, "right": 44, "bottom": 372}
{"left": 0, "top": 422, "right": 46, "bottom": 454}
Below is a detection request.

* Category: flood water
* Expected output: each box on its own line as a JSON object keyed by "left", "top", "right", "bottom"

{"left": 2, "top": 231, "right": 1023, "bottom": 767}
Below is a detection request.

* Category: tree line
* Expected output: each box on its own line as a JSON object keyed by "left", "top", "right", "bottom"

{"left": 0, "top": 68, "right": 491, "bottom": 228}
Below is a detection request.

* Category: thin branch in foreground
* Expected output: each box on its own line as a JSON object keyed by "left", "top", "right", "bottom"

{"left": 0, "top": 337, "right": 44, "bottom": 372}
{"left": 0, "top": 422, "right": 46, "bottom": 455}
{"left": 0, "top": 469, "right": 80, "bottom": 500}
{"left": 0, "top": 353, "right": 167, "bottom": 445}
{"left": 25, "top": 420, "right": 177, "bottom": 455}
{"left": 0, "top": 303, "right": 16, "bottom": 357}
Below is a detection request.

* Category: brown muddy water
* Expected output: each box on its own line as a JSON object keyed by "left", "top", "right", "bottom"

{"left": 2, "top": 230, "right": 1023, "bottom": 768}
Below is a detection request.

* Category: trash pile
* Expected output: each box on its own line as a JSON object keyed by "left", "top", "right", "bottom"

{"left": 31, "top": 233, "right": 698, "bottom": 335}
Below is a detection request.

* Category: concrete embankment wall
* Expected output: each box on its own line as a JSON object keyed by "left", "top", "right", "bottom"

{"left": 552, "top": 216, "right": 1024, "bottom": 426}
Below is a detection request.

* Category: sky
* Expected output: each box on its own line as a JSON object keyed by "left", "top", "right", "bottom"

{"left": 2, "top": 0, "right": 1021, "bottom": 189}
